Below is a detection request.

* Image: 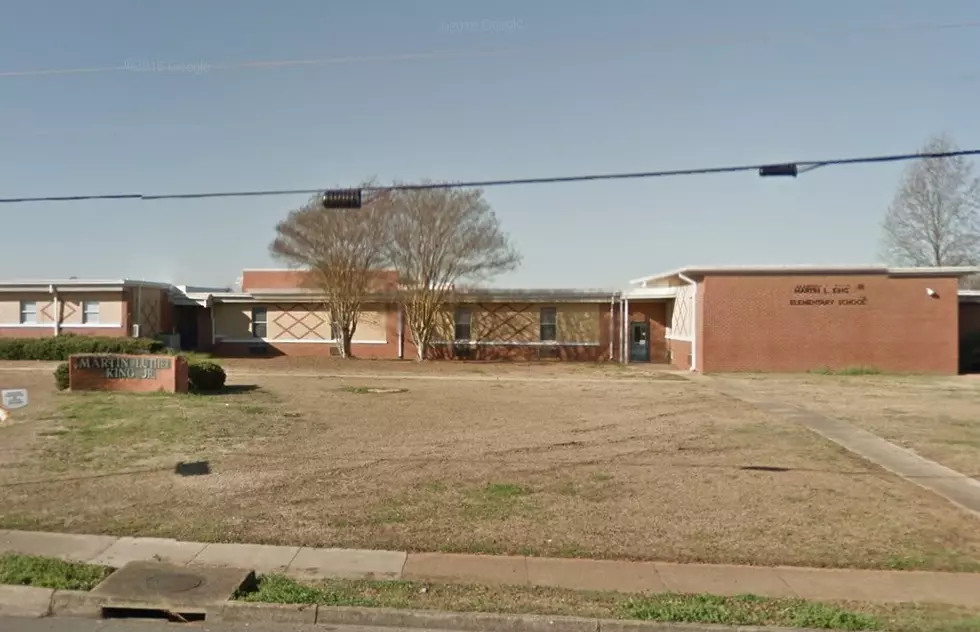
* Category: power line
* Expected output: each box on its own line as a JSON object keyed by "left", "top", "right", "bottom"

{"left": 2, "top": 149, "right": 978, "bottom": 205}
{"left": 2, "top": 20, "right": 979, "bottom": 79}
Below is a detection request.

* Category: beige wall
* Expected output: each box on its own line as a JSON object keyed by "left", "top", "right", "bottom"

{"left": 0, "top": 291, "right": 124, "bottom": 326}
{"left": 439, "top": 302, "right": 601, "bottom": 343}
{"left": 213, "top": 302, "right": 388, "bottom": 342}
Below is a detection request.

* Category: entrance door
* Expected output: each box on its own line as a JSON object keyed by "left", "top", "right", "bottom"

{"left": 630, "top": 322, "right": 650, "bottom": 362}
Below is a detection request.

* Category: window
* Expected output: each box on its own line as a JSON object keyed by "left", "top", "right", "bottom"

{"left": 251, "top": 307, "right": 267, "bottom": 338}
{"left": 82, "top": 301, "right": 100, "bottom": 324}
{"left": 454, "top": 307, "right": 472, "bottom": 341}
{"left": 19, "top": 301, "right": 37, "bottom": 324}
{"left": 330, "top": 320, "right": 340, "bottom": 341}
{"left": 539, "top": 307, "right": 557, "bottom": 342}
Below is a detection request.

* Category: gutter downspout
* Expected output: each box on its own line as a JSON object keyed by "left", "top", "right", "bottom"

{"left": 677, "top": 273, "right": 698, "bottom": 372}
{"left": 50, "top": 285, "right": 60, "bottom": 336}
{"left": 135, "top": 284, "right": 142, "bottom": 337}
{"left": 209, "top": 296, "right": 216, "bottom": 349}
{"left": 397, "top": 304, "right": 404, "bottom": 359}
{"left": 608, "top": 295, "right": 615, "bottom": 361}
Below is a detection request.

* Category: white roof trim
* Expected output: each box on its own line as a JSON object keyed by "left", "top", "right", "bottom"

{"left": 630, "top": 264, "right": 980, "bottom": 286}
{"left": 623, "top": 287, "right": 678, "bottom": 299}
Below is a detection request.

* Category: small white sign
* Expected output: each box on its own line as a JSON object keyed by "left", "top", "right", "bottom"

{"left": 1, "top": 389, "right": 28, "bottom": 410}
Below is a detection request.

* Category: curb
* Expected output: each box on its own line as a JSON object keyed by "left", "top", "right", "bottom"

{"left": 0, "top": 585, "right": 54, "bottom": 618}
{"left": 7, "top": 589, "right": 830, "bottom": 632}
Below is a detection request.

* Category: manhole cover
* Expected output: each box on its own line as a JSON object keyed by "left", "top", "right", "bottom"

{"left": 144, "top": 572, "right": 204, "bottom": 593}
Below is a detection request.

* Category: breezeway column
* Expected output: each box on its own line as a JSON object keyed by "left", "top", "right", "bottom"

{"left": 622, "top": 297, "right": 629, "bottom": 364}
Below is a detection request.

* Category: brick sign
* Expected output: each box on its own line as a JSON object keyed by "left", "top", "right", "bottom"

{"left": 69, "top": 354, "right": 189, "bottom": 393}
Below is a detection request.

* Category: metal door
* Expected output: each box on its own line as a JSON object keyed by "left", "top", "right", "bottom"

{"left": 630, "top": 322, "right": 650, "bottom": 362}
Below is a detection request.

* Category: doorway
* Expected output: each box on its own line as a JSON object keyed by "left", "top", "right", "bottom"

{"left": 630, "top": 321, "right": 650, "bottom": 362}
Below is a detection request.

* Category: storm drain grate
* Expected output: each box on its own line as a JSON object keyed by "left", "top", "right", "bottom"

{"left": 101, "top": 606, "right": 206, "bottom": 622}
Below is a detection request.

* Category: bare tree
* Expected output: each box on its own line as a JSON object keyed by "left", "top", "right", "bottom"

{"left": 880, "top": 134, "right": 980, "bottom": 275}
{"left": 270, "top": 187, "right": 390, "bottom": 358}
{"left": 383, "top": 185, "right": 521, "bottom": 360}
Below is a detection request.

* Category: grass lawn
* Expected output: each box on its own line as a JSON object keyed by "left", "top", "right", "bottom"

{"left": 4, "top": 365, "right": 980, "bottom": 571}
{"left": 0, "top": 553, "right": 111, "bottom": 590}
{"left": 241, "top": 574, "right": 980, "bottom": 632}
{"left": 714, "top": 373, "right": 980, "bottom": 481}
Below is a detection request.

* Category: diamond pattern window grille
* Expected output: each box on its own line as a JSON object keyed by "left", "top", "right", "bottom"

{"left": 271, "top": 304, "right": 327, "bottom": 340}
{"left": 670, "top": 285, "right": 693, "bottom": 338}
{"left": 139, "top": 297, "right": 160, "bottom": 336}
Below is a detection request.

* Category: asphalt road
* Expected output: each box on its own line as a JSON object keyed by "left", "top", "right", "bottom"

{"left": 0, "top": 616, "right": 449, "bottom": 632}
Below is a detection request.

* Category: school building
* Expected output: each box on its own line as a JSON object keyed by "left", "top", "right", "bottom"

{"left": 0, "top": 264, "right": 977, "bottom": 374}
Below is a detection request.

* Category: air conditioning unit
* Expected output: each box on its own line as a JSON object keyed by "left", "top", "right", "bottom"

{"left": 131, "top": 324, "right": 140, "bottom": 338}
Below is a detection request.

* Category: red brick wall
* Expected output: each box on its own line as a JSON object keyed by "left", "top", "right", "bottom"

{"left": 69, "top": 354, "right": 188, "bottom": 393}
{"left": 241, "top": 269, "right": 399, "bottom": 291}
{"left": 699, "top": 274, "right": 960, "bottom": 374}
{"left": 667, "top": 339, "right": 692, "bottom": 370}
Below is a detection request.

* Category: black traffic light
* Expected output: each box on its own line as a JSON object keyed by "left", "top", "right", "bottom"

{"left": 758, "top": 163, "right": 798, "bottom": 177}
{"left": 322, "top": 188, "right": 362, "bottom": 209}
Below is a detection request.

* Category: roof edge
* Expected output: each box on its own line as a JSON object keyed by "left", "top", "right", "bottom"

{"left": 631, "top": 264, "right": 980, "bottom": 285}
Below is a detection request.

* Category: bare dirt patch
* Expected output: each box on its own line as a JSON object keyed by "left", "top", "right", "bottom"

{"left": 714, "top": 373, "right": 980, "bottom": 482}
{"left": 3, "top": 368, "right": 980, "bottom": 571}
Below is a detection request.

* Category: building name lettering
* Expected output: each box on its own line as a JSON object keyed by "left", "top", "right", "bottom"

{"left": 789, "top": 283, "right": 868, "bottom": 307}
{"left": 72, "top": 356, "right": 172, "bottom": 380}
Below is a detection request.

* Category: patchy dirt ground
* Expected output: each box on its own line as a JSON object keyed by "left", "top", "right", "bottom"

{"left": 3, "top": 365, "right": 980, "bottom": 571}
{"left": 714, "top": 373, "right": 980, "bottom": 481}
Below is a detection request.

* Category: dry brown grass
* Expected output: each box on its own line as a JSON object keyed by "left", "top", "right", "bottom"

{"left": 714, "top": 373, "right": 980, "bottom": 481}
{"left": 3, "top": 365, "right": 980, "bottom": 571}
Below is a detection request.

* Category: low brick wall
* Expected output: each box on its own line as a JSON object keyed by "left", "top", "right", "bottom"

{"left": 69, "top": 354, "right": 189, "bottom": 393}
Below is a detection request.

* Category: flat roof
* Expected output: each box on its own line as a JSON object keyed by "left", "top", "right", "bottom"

{"left": 0, "top": 278, "right": 173, "bottom": 290}
{"left": 630, "top": 264, "right": 980, "bottom": 285}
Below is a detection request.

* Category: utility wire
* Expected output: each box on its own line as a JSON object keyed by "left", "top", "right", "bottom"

{"left": 2, "top": 20, "right": 979, "bottom": 79}
{"left": 2, "top": 149, "right": 978, "bottom": 205}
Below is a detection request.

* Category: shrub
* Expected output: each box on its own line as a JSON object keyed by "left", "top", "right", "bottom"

{"left": 0, "top": 334, "right": 162, "bottom": 361}
{"left": 187, "top": 360, "right": 226, "bottom": 392}
{"left": 54, "top": 363, "right": 70, "bottom": 391}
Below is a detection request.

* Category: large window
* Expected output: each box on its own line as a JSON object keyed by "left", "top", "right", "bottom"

{"left": 82, "top": 301, "right": 100, "bottom": 324}
{"left": 251, "top": 307, "right": 268, "bottom": 338}
{"left": 19, "top": 301, "right": 37, "bottom": 324}
{"left": 539, "top": 307, "right": 557, "bottom": 342}
{"left": 454, "top": 307, "right": 472, "bottom": 341}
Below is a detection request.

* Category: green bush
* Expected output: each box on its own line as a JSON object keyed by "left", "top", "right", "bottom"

{"left": 187, "top": 360, "right": 226, "bottom": 392}
{"left": 0, "top": 334, "right": 162, "bottom": 361}
{"left": 54, "top": 363, "right": 69, "bottom": 391}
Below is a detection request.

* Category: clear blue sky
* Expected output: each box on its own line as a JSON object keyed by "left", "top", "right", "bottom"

{"left": 2, "top": 0, "right": 979, "bottom": 289}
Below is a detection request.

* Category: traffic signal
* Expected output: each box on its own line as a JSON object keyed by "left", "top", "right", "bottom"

{"left": 758, "top": 164, "right": 798, "bottom": 177}
{"left": 322, "top": 189, "right": 362, "bottom": 209}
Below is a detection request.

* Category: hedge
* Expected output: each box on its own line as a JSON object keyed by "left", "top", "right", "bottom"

{"left": 54, "top": 363, "right": 70, "bottom": 391}
{"left": 0, "top": 335, "right": 162, "bottom": 361}
{"left": 187, "top": 361, "right": 226, "bottom": 392}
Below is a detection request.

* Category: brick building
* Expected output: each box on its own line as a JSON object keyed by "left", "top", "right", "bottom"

{"left": 1, "top": 264, "right": 977, "bottom": 374}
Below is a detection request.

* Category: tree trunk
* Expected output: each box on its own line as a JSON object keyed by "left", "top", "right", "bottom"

{"left": 342, "top": 332, "right": 353, "bottom": 359}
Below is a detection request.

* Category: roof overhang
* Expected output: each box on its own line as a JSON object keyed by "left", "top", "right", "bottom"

{"left": 630, "top": 264, "right": 980, "bottom": 287}
{"left": 0, "top": 279, "right": 173, "bottom": 293}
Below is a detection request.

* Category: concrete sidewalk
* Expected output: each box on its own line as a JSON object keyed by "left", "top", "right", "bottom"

{"left": 2, "top": 529, "right": 980, "bottom": 607}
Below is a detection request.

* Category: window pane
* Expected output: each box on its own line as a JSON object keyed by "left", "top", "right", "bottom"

{"left": 454, "top": 308, "right": 471, "bottom": 340}
{"left": 20, "top": 301, "right": 37, "bottom": 324}
{"left": 540, "top": 308, "right": 557, "bottom": 341}
{"left": 330, "top": 321, "right": 340, "bottom": 340}
{"left": 82, "top": 301, "right": 100, "bottom": 324}
{"left": 251, "top": 308, "right": 267, "bottom": 338}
